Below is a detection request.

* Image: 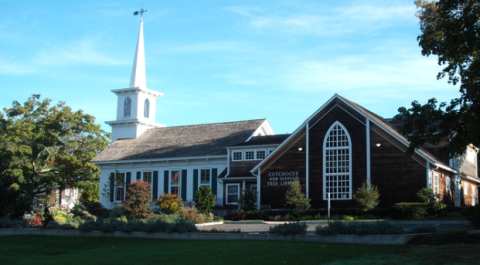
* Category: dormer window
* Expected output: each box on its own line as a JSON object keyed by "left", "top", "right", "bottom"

{"left": 144, "top": 99, "right": 149, "bottom": 118}
{"left": 124, "top": 97, "right": 132, "bottom": 117}
{"left": 232, "top": 151, "right": 243, "bottom": 161}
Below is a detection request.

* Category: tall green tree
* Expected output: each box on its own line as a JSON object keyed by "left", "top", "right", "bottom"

{"left": 0, "top": 95, "right": 110, "bottom": 218}
{"left": 285, "top": 180, "right": 311, "bottom": 215}
{"left": 395, "top": 0, "right": 480, "bottom": 156}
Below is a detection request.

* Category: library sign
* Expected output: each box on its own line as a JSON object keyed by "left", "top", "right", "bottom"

{"left": 266, "top": 171, "right": 299, "bottom": 186}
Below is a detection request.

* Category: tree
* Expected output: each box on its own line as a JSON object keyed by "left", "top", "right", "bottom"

{"left": 238, "top": 188, "right": 256, "bottom": 211}
{"left": 353, "top": 180, "right": 380, "bottom": 212}
{"left": 285, "top": 180, "right": 311, "bottom": 215}
{"left": 395, "top": 0, "right": 480, "bottom": 156}
{"left": 0, "top": 95, "right": 110, "bottom": 218}
{"left": 193, "top": 186, "right": 216, "bottom": 214}
{"left": 123, "top": 180, "right": 152, "bottom": 219}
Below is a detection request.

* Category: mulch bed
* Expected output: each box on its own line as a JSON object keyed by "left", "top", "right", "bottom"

{"left": 408, "top": 231, "right": 480, "bottom": 245}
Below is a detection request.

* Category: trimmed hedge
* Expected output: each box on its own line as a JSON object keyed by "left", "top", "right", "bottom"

{"left": 390, "top": 203, "right": 429, "bottom": 219}
{"left": 269, "top": 222, "right": 307, "bottom": 235}
{"left": 315, "top": 221, "right": 405, "bottom": 235}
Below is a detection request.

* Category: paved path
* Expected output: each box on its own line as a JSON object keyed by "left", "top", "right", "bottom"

{"left": 197, "top": 220, "right": 471, "bottom": 234}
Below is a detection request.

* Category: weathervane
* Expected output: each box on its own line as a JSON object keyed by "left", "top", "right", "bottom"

{"left": 133, "top": 4, "right": 147, "bottom": 18}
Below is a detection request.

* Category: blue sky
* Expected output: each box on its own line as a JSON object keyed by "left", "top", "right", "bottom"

{"left": 1, "top": 0, "right": 459, "bottom": 135}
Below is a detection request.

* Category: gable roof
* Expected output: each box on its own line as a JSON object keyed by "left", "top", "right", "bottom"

{"left": 251, "top": 94, "right": 456, "bottom": 174}
{"left": 92, "top": 119, "right": 268, "bottom": 163}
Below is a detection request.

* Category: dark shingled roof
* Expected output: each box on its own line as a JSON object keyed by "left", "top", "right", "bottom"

{"left": 230, "top": 134, "right": 290, "bottom": 147}
{"left": 92, "top": 119, "right": 267, "bottom": 162}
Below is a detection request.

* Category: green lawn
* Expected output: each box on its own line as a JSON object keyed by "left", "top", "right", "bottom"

{"left": 0, "top": 235, "right": 479, "bottom": 265}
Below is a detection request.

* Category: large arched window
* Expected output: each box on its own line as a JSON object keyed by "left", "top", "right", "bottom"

{"left": 144, "top": 99, "right": 149, "bottom": 118}
{"left": 123, "top": 97, "right": 131, "bottom": 117}
{"left": 323, "top": 121, "right": 352, "bottom": 200}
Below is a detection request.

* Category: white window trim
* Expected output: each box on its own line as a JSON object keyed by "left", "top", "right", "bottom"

{"left": 323, "top": 121, "right": 352, "bottom": 200}
{"left": 472, "top": 186, "right": 476, "bottom": 206}
{"left": 169, "top": 170, "right": 181, "bottom": 195}
{"left": 232, "top": 151, "right": 243, "bottom": 161}
{"left": 65, "top": 189, "right": 70, "bottom": 196}
{"left": 73, "top": 188, "right": 78, "bottom": 199}
{"left": 464, "top": 182, "right": 469, "bottom": 195}
{"left": 226, "top": 183, "right": 240, "bottom": 205}
{"left": 199, "top": 168, "right": 211, "bottom": 187}
{"left": 446, "top": 176, "right": 451, "bottom": 191}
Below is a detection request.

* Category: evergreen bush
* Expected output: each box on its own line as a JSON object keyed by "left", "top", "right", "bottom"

{"left": 144, "top": 220, "right": 170, "bottom": 233}
{"left": 44, "top": 221, "right": 60, "bottom": 229}
{"left": 193, "top": 186, "right": 216, "bottom": 214}
{"left": 238, "top": 189, "right": 256, "bottom": 211}
{"left": 353, "top": 180, "right": 380, "bottom": 212}
{"left": 78, "top": 220, "right": 97, "bottom": 232}
{"left": 285, "top": 180, "right": 311, "bottom": 215}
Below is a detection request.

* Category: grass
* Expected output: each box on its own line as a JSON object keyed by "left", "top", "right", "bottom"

{"left": 1, "top": 235, "right": 479, "bottom": 265}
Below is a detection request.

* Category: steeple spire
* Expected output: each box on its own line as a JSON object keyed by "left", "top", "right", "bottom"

{"left": 129, "top": 19, "right": 147, "bottom": 89}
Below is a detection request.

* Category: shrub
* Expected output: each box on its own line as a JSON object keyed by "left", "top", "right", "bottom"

{"left": 123, "top": 180, "right": 152, "bottom": 219}
{"left": 155, "top": 193, "right": 184, "bottom": 214}
{"left": 181, "top": 209, "right": 203, "bottom": 224}
{"left": 121, "top": 221, "right": 146, "bottom": 232}
{"left": 160, "top": 214, "right": 181, "bottom": 224}
{"left": 353, "top": 180, "right": 380, "bottom": 212}
{"left": 168, "top": 219, "right": 198, "bottom": 233}
{"left": 285, "top": 180, "right": 311, "bottom": 215}
{"left": 299, "top": 215, "right": 314, "bottom": 221}
{"left": 99, "top": 222, "right": 116, "bottom": 233}
{"left": 315, "top": 221, "right": 404, "bottom": 235}
{"left": 45, "top": 221, "right": 60, "bottom": 229}
{"left": 238, "top": 189, "right": 256, "bottom": 211}
{"left": 78, "top": 220, "right": 97, "bottom": 232}
{"left": 193, "top": 186, "right": 216, "bottom": 214}
{"left": 59, "top": 223, "right": 77, "bottom": 230}
{"left": 0, "top": 218, "right": 26, "bottom": 228}
{"left": 224, "top": 212, "right": 246, "bottom": 221}
{"left": 390, "top": 203, "right": 429, "bottom": 219}
{"left": 145, "top": 220, "right": 170, "bottom": 233}
{"left": 109, "top": 206, "right": 125, "bottom": 220}
{"left": 53, "top": 216, "right": 67, "bottom": 223}
{"left": 269, "top": 221, "right": 307, "bottom": 235}
{"left": 463, "top": 204, "right": 480, "bottom": 229}
{"left": 417, "top": 188, "right": 440, "bottom": 204}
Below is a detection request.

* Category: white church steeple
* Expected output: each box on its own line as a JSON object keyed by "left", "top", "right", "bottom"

{"left": 129, "top": 19, "right": 147, "bottom": 89}
{"left": 106, "top": 15, "right": 165, "bottom": 142}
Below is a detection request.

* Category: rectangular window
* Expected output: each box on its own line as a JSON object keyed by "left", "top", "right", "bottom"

{"left": 143, "top": 172, "right": 152, "bottom": 184}
{"left": 245, "top": 151, "right": 255, "bottom": 160}
{"left": 256, "top": 150, "right": 266, "bottom": 159}
{"left": 200, "top": 169, "right": 211, "bottom": 187}
{"left": 115, "top": 172, "right": 126, "bottom": 203}
{"left": 226, "top": 184, "right": 240, "bottom": 204}
{"left": 433, "top": 172, "right": 439, "bottom": 194}
{"left": 446, "top": 177, "right": 451, "bottom": 191}
{"left": 232, "top": 151, "right": 242, "bottom": 161}
{"left": 73, "top": 189, "right": 78, "bottom": 199}
{"left": 170, "top": 170, "right": 181, "bottom": 195}
{"left": 464, "top": 183, "right": 469, "bottom": 195}
{"left": 65, "top": 189, "right": 70, "bottom": 196}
